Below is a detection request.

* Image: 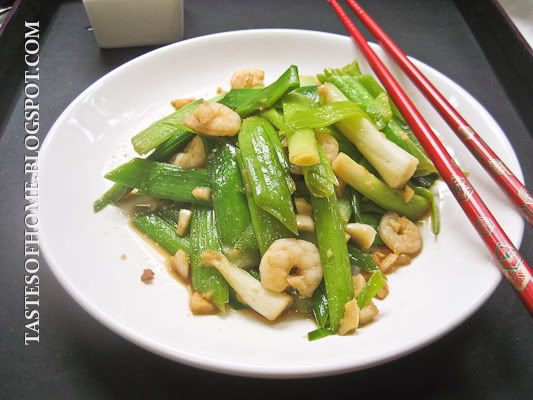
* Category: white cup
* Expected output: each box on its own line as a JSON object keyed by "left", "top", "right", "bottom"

{"left": 82, "top": 0, "right": 184, "bottom": 48}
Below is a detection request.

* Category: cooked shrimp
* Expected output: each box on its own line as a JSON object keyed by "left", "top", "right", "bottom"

{"left": 230, "top": 68, "right": 264, "bottom": 89}
{"left": 316, "top": 132, "right": 339, "bottom": 164}
{"left": 396, "top": 253, "right": 412, "bottom": 266}
{"left": 379, "top": 212, "right": 422, "bottom": 254}
{"left": 171, "top": 136, "right": 206, "bottom": 169}
{"left": 183, "top": 101, "right": 241, "bottom": 136}
{"left": 259, "top": 238, "right": 322, "bottom": 298}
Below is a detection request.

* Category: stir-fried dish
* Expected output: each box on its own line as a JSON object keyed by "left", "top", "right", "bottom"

{"left": 94, "top": 62, "right": 440, "bottom": 340}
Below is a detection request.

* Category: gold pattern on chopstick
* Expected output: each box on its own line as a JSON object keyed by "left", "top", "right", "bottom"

{"left": 518, "top": 187, "right": 533, "bottom": 205}
{"left": 487, "top": 159, "right": 510, "bottom": 175}
{"left": 448, "top": 175, "right": 474, "bottom": 202}
{"left": 474, "top": 216, "right": 495, "bottom": 236}
{"left": 495, "top": 242, "right": 530, "bottom": 292}
{"left": 456, "top": 125, "right": 475, "bottom": 140}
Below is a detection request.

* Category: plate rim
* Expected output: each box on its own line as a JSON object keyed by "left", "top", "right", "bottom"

{"left": 39, "top": 28, "right": 524, "bottom": 378}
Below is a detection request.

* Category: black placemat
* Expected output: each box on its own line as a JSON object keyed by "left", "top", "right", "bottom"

{"left": 0, "top": 1, "right": 531, "bottom": 398}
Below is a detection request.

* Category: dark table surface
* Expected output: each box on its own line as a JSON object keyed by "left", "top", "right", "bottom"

{"left": 1, "top": 1, "right": 532, "bottom": 398}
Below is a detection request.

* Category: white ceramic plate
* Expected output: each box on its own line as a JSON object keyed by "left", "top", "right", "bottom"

{"left": 40, "top": 30, "right": 524, "bottom": 378}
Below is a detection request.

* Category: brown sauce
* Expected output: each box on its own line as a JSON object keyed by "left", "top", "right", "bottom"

{"left": 119, "top": 196, "right": 313, "bottom": 323}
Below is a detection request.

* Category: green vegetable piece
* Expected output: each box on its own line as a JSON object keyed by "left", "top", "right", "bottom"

{"left": 228, "top": 287, "right": 249, "bottom": 310}
{"left": 360, "top": 199, "right": 387, "bottom": 215}
{"left": 337, "top": 190, "right": 353, "bottom": 225}
{"left": 355, "top": 73, "right": 430, "bottom": 155}
{"left": 209, "top": 143, "right": 259, "bottom": 263}
{"left": 260, "top": 108, "right": 285, "bottom": 130}
{"left": 293, "top": 85, "right": 320, "bottom": 103}
{"left": 93, "top": 131, "right": 194, "bottom": 212}
{"left": 347, "top": 245, "right": 379, "bottom": 273}
{"left": 414, "top": 186, "right": 440, "bottom": 235}
{"left": 360, "top": 212, "right": 382, "bottom": 229}
{"left": 356, "top": 271, "right": 386, "bottom": 308}
{"left": 356, "top": 74, "right": 405, "bottom": 123}
{"left": 190, "top": 206, "right": 229, "bottom": 311}
{"left": 299, "top": 75, "right": 320, "bottom": 86}
{"left": 332, "top": 153, "right": 429, "bottom": 220}
{"left": 383, "top": 119, "right": 436, "bottom": 177}
{"left": 219, "top": 88, "right": 262, "bottom": 109}
{"left": 149, "top": 131, "right": 195, "bottom": 161}
{"left": 287, "top": 128, "right": 320, "bottom": 166}
{"left": 209, "top": 143, "right": 254, "bottom": 247}
{"left": 303, "top": 145, "right": 338, "bottom": 198}
{"left": 311, "top": 193, "right": 354, "bottom": 332}
{"left": 341, "top": 61, "right": 362, "bottom": 76}
{"left": 290, "top": 290, "right": 314, "bottom": 317}
{"left": 157, "top": 207, "right": 181, "bottom": 229}
{"left": 131, "top": 100, "right": 201, "bottom": 155}
{"left": 133, "top": 213, "right": 190, "bottom": 254}
{"left": 311, "top": 283, "right": 329, "bottom": 328}
{"left": 307, "top": 327, "right": 333, "bottom": 341}
{"left": 260, "top": 115, "right": 295, "bottom": 193}
{"left": 93, "top": 184, "right": 132, "bottom": 213}
{"left": 235, "top": 65, "right": 300, "bottom": 117}
{"left": 248, "top": 268, "right": 261, "bottom": 281}
{"left": 282, "top": 92, "right": 320, "bottom": 167}
{"left": 411, "top": 173, "right": 439, "bottom": 189}
{"left": 322, "top": 68, "right": 390, "bottom": 129}
{"left": 237, "top": 150, "right": 294, "bottom": 254}
{"left": 350, "top": 189, "right": 364, "bottom": 223}
{"left": 358, "top": 212, "right": 384, "bottom": 245}
{"left": 104, "top": 158, "right": 210, "bottom": 205}
{"left": 238, "top": 117, "right": 297, "bottom": 234}
{"left": 280, "top": 101, "right": 366, "bottom": 136}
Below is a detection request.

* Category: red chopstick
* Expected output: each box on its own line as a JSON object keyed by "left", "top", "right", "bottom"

{"left": 328, "top": 0, "right": 533, "bottom": 314}
{"left": 345, "top": 0, "right": 533, "bottom": 227}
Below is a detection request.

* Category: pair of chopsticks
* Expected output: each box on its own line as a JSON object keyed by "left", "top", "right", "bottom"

{"left": 328, "top": 0, "right": 533, "bottom": 314}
